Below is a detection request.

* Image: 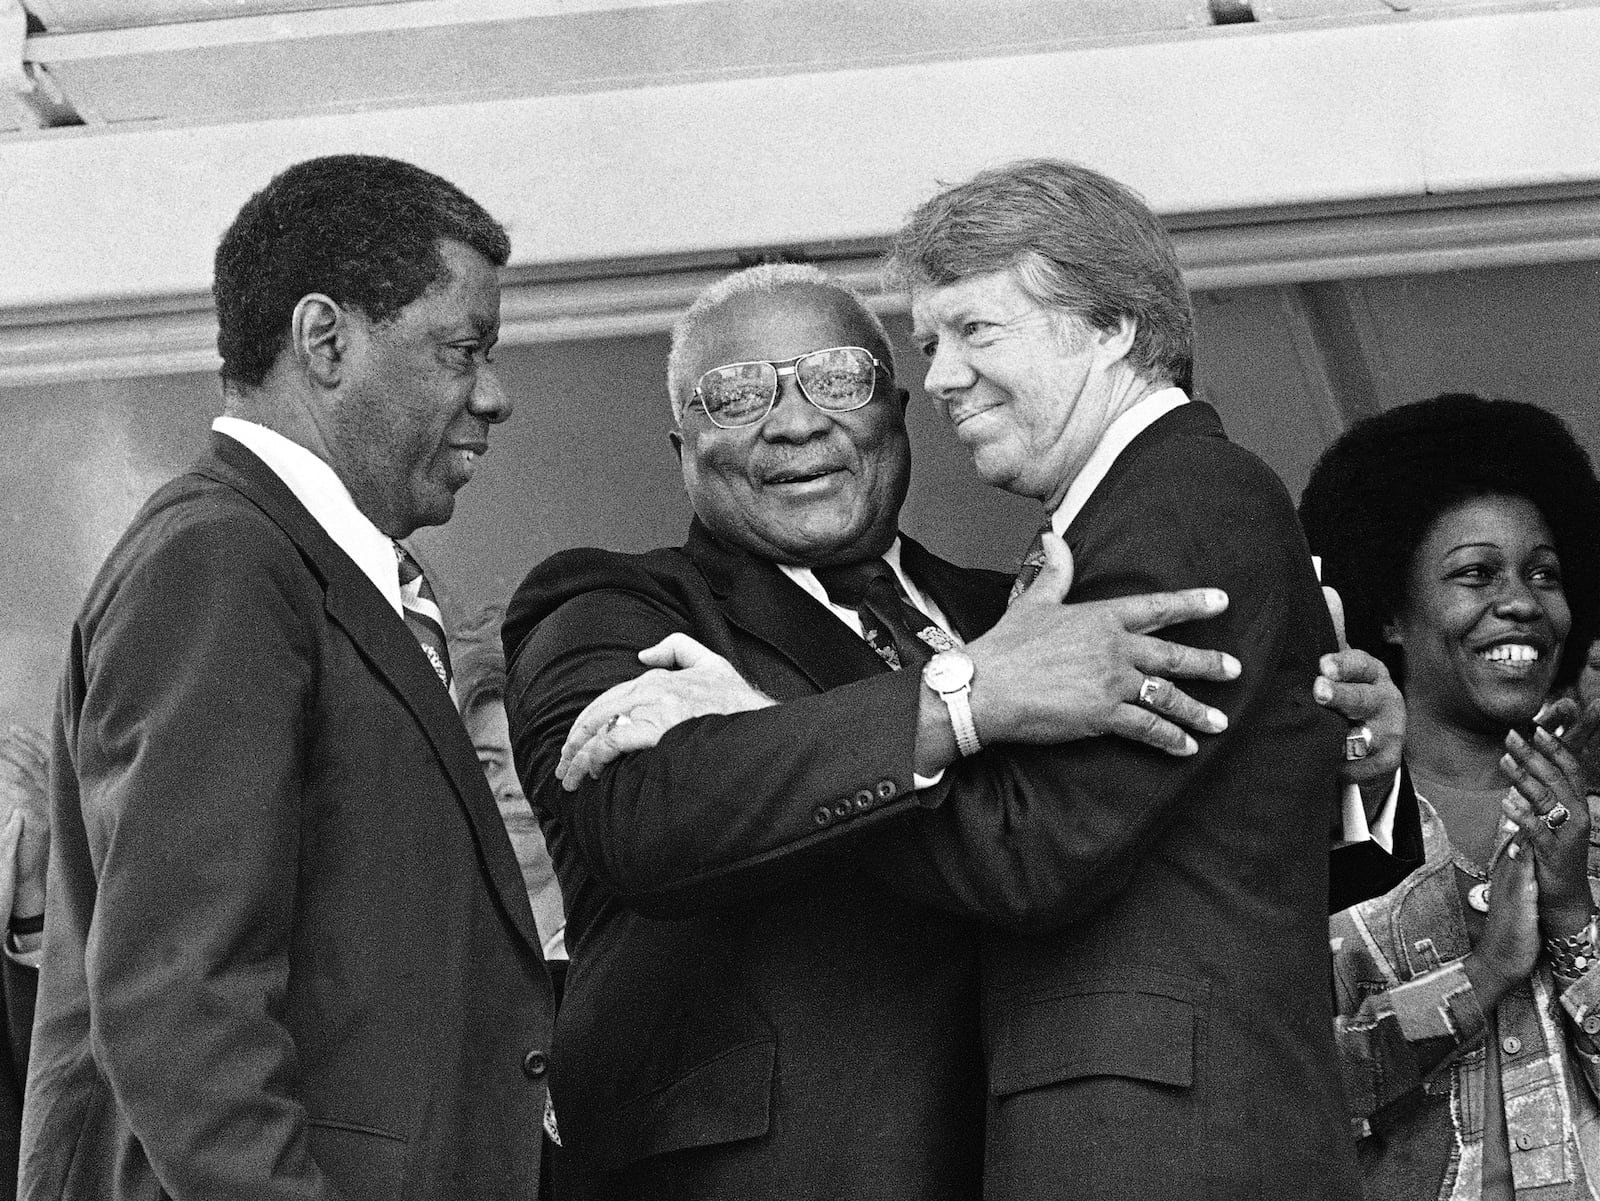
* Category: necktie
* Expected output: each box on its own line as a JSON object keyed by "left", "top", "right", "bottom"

{"left": 1008, "top": 521, "right": 1053, "bottom": 607}
{"left": 395, "top": 543, "right": 452, "bottom": 689}
{"left": 814, "top": 558, "right": 955, "bottom": 673}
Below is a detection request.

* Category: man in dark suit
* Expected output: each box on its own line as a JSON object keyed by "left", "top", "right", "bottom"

{"left": 552, "top": 163, "right": 1407, "bottom": 1199}
{"left": 21, "top": 155, "right": 554, "bottom": 1201}
{"left": 500, "top": 260, "right": 1353, "bottom": 1198}
{"left": 892, "top": 158, "right": 1362, "bottom": 1198}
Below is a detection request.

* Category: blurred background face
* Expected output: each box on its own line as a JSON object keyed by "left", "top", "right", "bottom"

{"left": 1386, "top": 493, "right": 1569, "bottom": 735}
{"left": 675, "top": 285, "right": 911, "bottom": 567}
{"left": 463, "top": 691, "right": 523, "bottom": 810}
{"left": 1579, "top": 639, "right": 1600, "bottom": 709}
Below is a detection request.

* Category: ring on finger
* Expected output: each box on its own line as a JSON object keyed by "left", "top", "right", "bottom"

{"left": 1137, "top": 677, "right": 1162, "bottom": 708}
{"left": 1543, "top": 803, "right": 1572, "bottom": 832}
{"left": 604, "top": 713, "right": 632, "bottom": 734}
{"left": 1344, "top": 724, "right": 1373, "bottom": 762}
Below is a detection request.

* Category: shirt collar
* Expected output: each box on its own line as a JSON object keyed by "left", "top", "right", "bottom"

{"left": 213, "top": 416, "right": 403, "bottom": 616}
{"left": 1050, "top": 387, "right": 1190, "bottom": 537}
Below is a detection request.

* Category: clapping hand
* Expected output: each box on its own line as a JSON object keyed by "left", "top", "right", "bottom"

{"left": 1499, "top": 701, "right": 1600, "bottom": 945}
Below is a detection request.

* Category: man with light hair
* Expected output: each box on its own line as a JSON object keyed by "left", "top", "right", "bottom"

{"left": 880, "top": 156, "right": 1364, "bottom": 1199}
{"left": 502, "top": 254, "right": 1394, "bottom": 1198}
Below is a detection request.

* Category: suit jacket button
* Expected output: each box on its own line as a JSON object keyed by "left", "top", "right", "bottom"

{"left": 1502, "top": 1035, "right": 1522, "bottom": 1056}
{"left": 833, "top": 798, "right": 853, "bottom": 819}
{"left": 1585, "top": 1015, "right": 1600, "bottom": 1036}
{"left": 853, "top": 789, "right": 875, "bottom": 811}
{"left": 876, "top": 780, "right": 897, "bottom": 800}
{"left": 1515, "top": 1133, "right": 1534, "bottom": 1151}
{"left": 522, "top": 1050, "right": 548, "bottom": 1080}
{"left": 813, "top": 805, "right": 832, "bottom": 826}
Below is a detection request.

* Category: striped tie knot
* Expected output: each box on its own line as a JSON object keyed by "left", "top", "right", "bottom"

{"left": 395, "top": 543, "right": 452, "bottom": 690}
{"left": 1008, "top": 522, "right": 1053, "bottom": 607}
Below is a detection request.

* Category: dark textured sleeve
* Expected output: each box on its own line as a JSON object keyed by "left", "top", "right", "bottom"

{"left": 38, "top": 508, "right": 344, "bottom": 1201}
{"left": 504, "top": 555, "right": 935, "bottom": 918}
{"left": 0, "top": 956, "right": 34, "bottom": 1199}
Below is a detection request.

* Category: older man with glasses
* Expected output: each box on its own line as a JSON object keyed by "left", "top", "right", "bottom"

{"left": 501, "top": 261, "right": 1397, "bottom": 1199}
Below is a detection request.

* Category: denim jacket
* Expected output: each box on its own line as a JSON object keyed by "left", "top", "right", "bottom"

{"left": 1331, "top": 793, "right": 1600, "bottom": 1199}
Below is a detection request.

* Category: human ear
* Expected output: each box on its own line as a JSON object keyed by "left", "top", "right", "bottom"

{"left": 291, "top": 294, "right": 345, "bottom": 387}
{"left": 668, "top": 429, "right": 684, "bottom": 464}
{"left": 1093, "top": 315, "right": 1138, "bottom": 368}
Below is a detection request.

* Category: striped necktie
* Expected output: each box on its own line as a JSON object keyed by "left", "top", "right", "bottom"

{"left": 1008, "top": 522, "right": 1053, "bottom": 607}
{"left": 814, "top": 558, "right": 956, "bottom": 673}
{"left": 395, "top": 543, "right": 451, "bottom": 689}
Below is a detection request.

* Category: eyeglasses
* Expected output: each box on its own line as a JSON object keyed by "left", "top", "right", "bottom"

{"left": 690, "top": 345, "right": 891, "bottom": 429}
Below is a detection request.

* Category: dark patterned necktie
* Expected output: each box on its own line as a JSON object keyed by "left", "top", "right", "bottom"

{"left": 1008, "top": 522, "right": 1053, "bottom": 607}
{"left": 814, "top": 558, "right": 955, "bottom": 673}
{"left": 395, "top": 543, "right": 451, "bottom": 689}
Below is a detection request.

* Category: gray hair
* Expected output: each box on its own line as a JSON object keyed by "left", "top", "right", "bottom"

{"left": 666, "top": 262, "right": 893, "bottom": 425}
{"left": 887, "top": 158, "right": 1193, "bottom": 389}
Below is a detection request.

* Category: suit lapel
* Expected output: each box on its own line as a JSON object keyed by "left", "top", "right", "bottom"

{"left": 194, "top": 433, "right": 543, "bottom": 955}
{"left": 682, "top": 520, "right": 888, "bottom": 693}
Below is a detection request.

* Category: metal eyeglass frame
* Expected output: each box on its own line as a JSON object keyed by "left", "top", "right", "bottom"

{"left": 689, "top": 345, "right": 892, "bottom": 429}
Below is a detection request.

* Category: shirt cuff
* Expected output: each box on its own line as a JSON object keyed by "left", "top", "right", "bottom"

{"left": 912, "top": 770, "right": 945, "bottom": 790}
{"left": 6, "top": 930, "right": 41, "bottom": 968}
{"left": 1337, "top": 770, "right": 1402, "bottom": 853}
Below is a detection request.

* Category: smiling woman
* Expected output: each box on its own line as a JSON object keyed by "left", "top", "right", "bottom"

{"left": 1300, "top": 393, "right": 1600, "bottom": 1201}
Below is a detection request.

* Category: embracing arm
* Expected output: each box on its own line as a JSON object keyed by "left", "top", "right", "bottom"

{"left": 860, "top": 443, "right": 1336, "bottom": 930}
{"left": 512, "top": 542, "right": 1236, "bottom": 919}
{"left": 506, "top": 566, "right": 934, "bottom": 917}
{"left": 68, "top": 513, "right": 343, "bottom": 1201}
{"left": 557, "top": 539, "right": 1235, "bottom": 788}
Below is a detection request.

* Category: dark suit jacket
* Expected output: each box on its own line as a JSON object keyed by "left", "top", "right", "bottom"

{"left": 21, "top": 433, "right": 553, "bottom": 1201}
{"left": 0, "top": 956, "right": 37, "bottom": 1198}
{"left": 503, "top": 525, "right": 1008, "bottom": 1200}
{"left": 873, "top": 404, "right": 1362, "bottom": 1200}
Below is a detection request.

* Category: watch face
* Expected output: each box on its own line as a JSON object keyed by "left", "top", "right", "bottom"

{"left": 925, "top": 652, "right": 974, "bottom": 691}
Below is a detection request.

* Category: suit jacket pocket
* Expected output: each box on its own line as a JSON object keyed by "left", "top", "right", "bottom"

{"left": 596, "top": 1039, "right": 774, "bottom": 1171}
{"left": 988, "top": 978, "right": 1200, "bottom": 1098}
{"left": 307, "top": 1118, "right": 407, "bottom": 1201}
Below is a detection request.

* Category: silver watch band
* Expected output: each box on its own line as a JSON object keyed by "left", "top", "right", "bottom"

{"left": 942, "top": 687, "right": 982, "bottom": 757}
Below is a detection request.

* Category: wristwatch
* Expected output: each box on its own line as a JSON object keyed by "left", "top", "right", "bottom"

{"left": 923, "top": 650, "right": 982, "bottom": 758}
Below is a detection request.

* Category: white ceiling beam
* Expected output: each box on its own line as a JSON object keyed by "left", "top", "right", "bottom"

{"left": 3, "top": 6, "right": 1600, "bottom": 324}
{"left": 6, "top": 184, "right": 1600, "bottom": 388}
